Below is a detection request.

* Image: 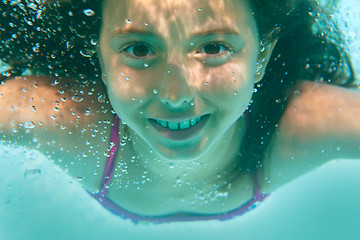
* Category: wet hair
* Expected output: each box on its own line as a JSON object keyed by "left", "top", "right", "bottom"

{"left": 0, "top": 0, "right": 356, "bottom": 172}
{"left": 243, "top": 0, "right": 356, "bottom": 172}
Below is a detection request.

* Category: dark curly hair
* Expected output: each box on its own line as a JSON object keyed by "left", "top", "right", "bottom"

{"left": 0, "top": 0, "right": 356, "bottom": 172}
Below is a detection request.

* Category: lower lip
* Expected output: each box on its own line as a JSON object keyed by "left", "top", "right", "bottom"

{"left": 149, "top": 115, "right": 210, "bottom": 141}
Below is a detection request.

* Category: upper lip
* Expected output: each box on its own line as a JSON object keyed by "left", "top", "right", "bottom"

{"left": 147, "top": 114, "right": 209, "bottom": 122}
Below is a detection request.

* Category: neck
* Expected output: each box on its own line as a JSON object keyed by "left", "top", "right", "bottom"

{"left": 124, "top": 116, "right": 248, "bottom": 190}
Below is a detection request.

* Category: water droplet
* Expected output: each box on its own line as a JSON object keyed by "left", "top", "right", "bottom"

{"left": 66, "top": 39, "right": 75, "bottom": 49}
{"left": 153, "top": 89, "right": 158, "bottom": 94}
{"left": 90, "top": 37, "right": 98, "bottom": 46}
{"left": 31, "top": 106, "right": 37, "bottom": 112}
{"left": 253, "top": 88, "right": 258, "bottom": 93}
{"left": 234, "top": 91, "right": 238, "bottom": 96}
{"left": 85, "top": 108, "right": 92, "bottom": 116}
{"left": 50, "top": 115, "right": 57, "bottom": 120}
{"left": 32, "top": 46, "right": 40, "bottom": 53}
{"left": 9, "top": 105, "right": 17, "bottom": 112}
{"left": 71, "top": 95, "right": 84, "bottom": 102}
{"left": 204, "top": 82, "right": 208, "bottom": 86}
{"left": 97, "top": 94, "right": 106, "bottom": 103}
{"left": 83, "top": 9, "right": 95, "bottom": 16}
{"left": 22, "top": 88, "right": 27, "bottom": 92}
{"left": 24, "top": 121, "right": 35, "bottom": 129}
{"left": 144, "top": 63, "right": 149, "bottom": 68}
{"left": 53, "top": 107, "right": 60, "bottom": 112}
{"left": 61, "top": 97, "right": 67, "bottom": 102}
{"left": 76, "top": 176, "right": 85, "bottom": 181}
{"left": 144, "top": 22, "right": 149, "bottom": 26}
{"left": 24, "top": 169, "right": 41, "bottom": 178}
{"left": 126, "top": 18, "right": 132, "bottom": 23}
{"left": 125, "top": 77, "right": 130, "bottom": 81}
{"left": 52, "top": 79, "right": 60, "bottom": 85}
{"left": 80, "top": 49, "right": 93, "bottom": 58}
{"left": 197, "top": 7, "right": 202, "bottom": 11}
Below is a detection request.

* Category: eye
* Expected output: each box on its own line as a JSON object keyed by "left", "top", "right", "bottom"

{"left": 194, "top": 42, "right": 235, "bottom": 66}
{"left": 121, "top": 42, "right": 154, "bottom": 58}
{"left": 196, "top": 42, "right": 233, "bottom": 56}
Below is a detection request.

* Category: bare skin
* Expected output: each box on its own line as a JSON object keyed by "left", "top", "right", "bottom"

{"left": 1, "top": 0, "right": 360, "bottom": 217}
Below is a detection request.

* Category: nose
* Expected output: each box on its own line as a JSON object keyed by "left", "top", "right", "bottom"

{"left": 158, "top": 56, "right": 194, "bottom": 108}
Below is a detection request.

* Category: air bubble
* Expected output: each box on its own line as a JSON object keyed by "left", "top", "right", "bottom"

{"left": 52, "top": 79, "right": 60, "bottom": 85}
{"left": 144, "top": 63, "right": 149, "bottom": 68}
{"left": 24, "top": 169, "right": 41, "bottom": 178}
{"left": 24, "top": 121, "right": 35, "bottom": 129}
{"left": 153, "top": 89, "right": 158, "bottom": 94}
{"left": 97, "top": 94, "right": 106, "bottom": 103}
{"left": 66, "top": 40, "right": 75, "bottom": 49}
{"left": 80, "top": 49, "right": 93, "bottom": 58}
{"left": 71, "top": 95, "right": 84, "bottom": 102}
{"left": 83, "top": 9, "right": 95, "bottom": 16}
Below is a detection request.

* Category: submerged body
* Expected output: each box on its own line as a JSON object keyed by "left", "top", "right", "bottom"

{"left": 0, "top": 0, "right": 360, "bottom": 221}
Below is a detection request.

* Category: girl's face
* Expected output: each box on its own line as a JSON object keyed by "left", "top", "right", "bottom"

{"left": 99, "top": 0, "right": 271, "bottom": 161}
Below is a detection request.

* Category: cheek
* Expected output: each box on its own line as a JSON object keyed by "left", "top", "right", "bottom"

{"left": 106, "top": 57, "right": 160, "bottom": 100}
{"left": 193, "top": 62, "right": 255, "bottom": 99}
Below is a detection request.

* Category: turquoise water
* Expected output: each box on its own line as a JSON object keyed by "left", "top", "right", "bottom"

{"left": 1, "top": 1, "right": 360, "bottom": 240}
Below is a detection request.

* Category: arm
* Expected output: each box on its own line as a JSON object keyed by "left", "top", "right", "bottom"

{"left": 0, "top": 76, "right": 90, "bottom": 146}
{"left": 263, "top": 80, "right": 360, "bottom": 191}
{"left": 281, "top": 80, "right": 360, "bottom": 160}
{"left": 0, "top": 76, "right": 113, "bottom": 191}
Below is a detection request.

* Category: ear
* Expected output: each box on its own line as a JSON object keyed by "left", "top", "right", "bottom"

{"left": 254, "top": 38, "right": 278, "bottom": 83}
{"left": 97, "top": 43, "right": 108, "bottom": 86}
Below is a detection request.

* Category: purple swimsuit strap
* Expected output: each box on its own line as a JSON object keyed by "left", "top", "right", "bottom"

{"left": 96, "top": 114, "right": 120, "bottom": 197}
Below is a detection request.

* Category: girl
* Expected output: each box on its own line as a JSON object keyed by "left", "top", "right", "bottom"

{"left": 0, "top": 0, "right": 359, "bottom": 223}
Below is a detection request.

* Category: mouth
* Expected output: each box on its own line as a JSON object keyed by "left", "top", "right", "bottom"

{"left": 148, "top": 114, "right": 210, "bottom": 141}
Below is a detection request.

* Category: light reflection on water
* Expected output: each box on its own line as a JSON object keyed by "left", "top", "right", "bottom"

{"left": 1, "top": 1, "right": 360, "bottom": 240}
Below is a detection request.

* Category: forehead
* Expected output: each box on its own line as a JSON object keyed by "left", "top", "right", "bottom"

{"left": 102, "top": 0, "right": 255, "bottom": 38}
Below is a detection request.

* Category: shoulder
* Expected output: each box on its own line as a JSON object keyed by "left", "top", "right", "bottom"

{"left": 261, "top": 80, "right": 360, "bottom": 192}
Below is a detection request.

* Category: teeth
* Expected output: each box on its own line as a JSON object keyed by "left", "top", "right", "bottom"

{"left": 168, "top": 121, "right": 179, "bottom": 130}
{"left": 179, "top": 120, "right": 190, "bottom": 130}
{"left": 153, "top": 116, "right": 204, "bottom": 130}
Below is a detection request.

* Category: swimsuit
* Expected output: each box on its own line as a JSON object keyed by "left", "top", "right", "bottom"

{"left": 88, "top": 114, "right": 269, "bottom": 224}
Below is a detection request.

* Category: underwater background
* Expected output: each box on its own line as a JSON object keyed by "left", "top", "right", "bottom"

{"left": 1, "top": 0, "right": 360, "bottom": 239}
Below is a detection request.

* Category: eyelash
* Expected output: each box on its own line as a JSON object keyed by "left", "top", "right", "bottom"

{"left": 196, "top": 42, "right": 234, "bottom": 57}
{"left": 120, "top": 42, "right": 155, "bottom": 59}
{"left": 119, "top": 41, "right": 234, "bottom": 60}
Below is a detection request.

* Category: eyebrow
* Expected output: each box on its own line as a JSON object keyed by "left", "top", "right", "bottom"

{"left": 110, "top": 28, "right": 155, "bottom": 38}
{"left": 110, "top": 27, "right": 241, "bottom": 38}
{"left": 191, "top": 28, "right": 241, "bottom": 37}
